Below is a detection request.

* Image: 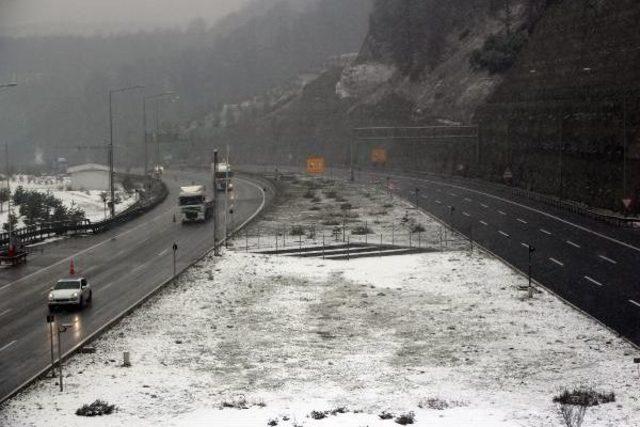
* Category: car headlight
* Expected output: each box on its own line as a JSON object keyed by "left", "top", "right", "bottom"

{"left": 48, "top": 293, "right": 54, "bottom": 300}
{"left": 72, "top": 292, "right": 79, "bottom": 298}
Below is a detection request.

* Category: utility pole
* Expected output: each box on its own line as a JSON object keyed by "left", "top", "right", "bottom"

{"left": 142, "top": 97, "right": 148, "bottom": 175}
{"left": 350, "top": 139, "right": 355, "bottom": 182}
{"left": 528, "top": 245, "right": 536, "bottom": 298}
{"left": 143, "top": 92, "right": 176, "bottom": 176}
{"left": 213, "top": 149, "right": 220, "bottom": 256}
{"left": 5, "top": 143, "right": 13, "bottom": 247}
{"left": 623, "top": 95, "right": 628, "bottom": 200}
{"left": 47, "top": 314, "right": 55, "bottom": 377}
{"left": 224, "top": 145, "right": 230, "bottom": 247}
{"left": 109, "top": 85, "right": 144, "bottom": 219}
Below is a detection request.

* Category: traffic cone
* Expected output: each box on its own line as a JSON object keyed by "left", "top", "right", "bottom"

{"left": 69, "top": 259, "right": 75, "bottom": 276}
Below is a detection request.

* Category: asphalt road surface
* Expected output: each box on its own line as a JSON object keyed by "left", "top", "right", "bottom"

{"left": 353, "top": 169, "right": 640, "bottom": 346}
{"left": 0, "top": 170, "right": 271, "bottom": 402}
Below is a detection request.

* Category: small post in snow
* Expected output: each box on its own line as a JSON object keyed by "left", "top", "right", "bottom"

{"left": 172, "top": 243, "right": 178, "bottom": 277}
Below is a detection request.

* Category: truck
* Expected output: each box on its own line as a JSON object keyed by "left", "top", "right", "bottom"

{"left": 178, "top": 185, "right": 213, "bottom": 223}
{"left": 215, "top": 162, "right": 234, "bottom": 192}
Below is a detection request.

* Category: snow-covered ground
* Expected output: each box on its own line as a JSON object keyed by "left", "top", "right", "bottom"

{"left": 1, "top": 176, "right": 638, "bottom": 426}
{"left": 0, "top": 175, "right": 139, "bottom": 229}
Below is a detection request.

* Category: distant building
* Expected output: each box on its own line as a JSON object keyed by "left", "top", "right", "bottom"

{"left": 67, "top": 163, "right": 110, "bottom": 191}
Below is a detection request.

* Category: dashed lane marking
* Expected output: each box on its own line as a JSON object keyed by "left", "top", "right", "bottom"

{"left": 480, "top": 220, "right": 488, "bottom": 226}
{"left": 499, "top": 230, "right": 510, "bottom": 238}
{"left": 584, "top": 276, "right": 604, "bottom": 287}
{"left": 517, "top": 218, "right": 528, "bottom": 224}
{"left": 498, "top": 210, "right": 507, "bottom": 216}
{"left": 566, "top": 240, "right": 581, "bottom": 249}
{"left": 629, "top": 300, "right": 640, "bottom": 309}
{"left": 463, "top": 212, "right": 471, "bottom": 217}
{"left": 549, "top": 257, "right": 565, "bottom": 267}
{"left": 540, "top": 229, "right": 552, "bottom": 235}
{"left": 598, "top": 255, "right": 617, "bottom": 265}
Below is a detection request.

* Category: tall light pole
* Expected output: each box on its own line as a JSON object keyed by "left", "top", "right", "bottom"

{"left": 109, "top": 85, "right": 144, "bottom": 218}
{"left": 1, "top": 82, "right": 17, "bottom": 249}
{"left": 143, "top": 92, "right": 175, "bottom": 175}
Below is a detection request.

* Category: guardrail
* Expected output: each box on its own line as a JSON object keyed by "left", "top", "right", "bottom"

{"left": 0, "top": 177, "right": 168, "bottom": 248}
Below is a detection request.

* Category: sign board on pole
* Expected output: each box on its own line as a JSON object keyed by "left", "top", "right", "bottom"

{"left": 371, "top": 148, "right": 387, "bottom": 165}
{"left": 503, "top": 167, "right": 513, "bottom": 182}
{"left": 622, "top": 198, "right": 633, "bottom": 209}
{"left": 306, "top": 156, "right": 326, "bottom": 175}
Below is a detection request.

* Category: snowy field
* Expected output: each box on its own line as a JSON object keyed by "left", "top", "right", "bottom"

{"left": 0, "top": 175, "right": 139, "bottom": 229}
{"left": 1, "top": 176, "right": 638, "bottom": 426}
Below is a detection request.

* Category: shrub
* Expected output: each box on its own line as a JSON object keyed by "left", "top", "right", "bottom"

{"left": 394, "top": 411, "right": 415, "bottom": 425}
{"left": 310, "top": 410, "right": 326, "bottom": 420}
{"left": 340, "top": 203, "right": 352, "bottom": 211}
{"left": 289, "top": 225, "right": 306, "bottom": 236}
{"left": 267, "top": 419, "right": 278, "bottom": 426}
{"left": 325, "top": 190, "right": 338, "bottom": 199}
{"left": 379, "top": 411, "right": 394, "bottom": 420}
{"left": 75, "top": 400, "right": 116, "bottom": 417}
{"left": 311, "top": 196, "right": 321, "bottom": 203}
{"left": 352, "top": 225, "right": 373, "bottom": 235}
{"left": 411, "top": 224, "right": 426, "bottom": 233}
{"left": 303, "top": 190, "right": 315, "bottom": 199}
{"left": 470, "top": 31, "right": 527, "bottom": 74}
{"left": 553, "top": 389, "right": 615, "bottom": 427}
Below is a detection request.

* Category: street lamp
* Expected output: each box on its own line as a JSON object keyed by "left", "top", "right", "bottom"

{"left": 143, "top": 92, "right": 176, "bottom": 175}
{"left": 109, "top": 85, "right": 144, "bottom": 218}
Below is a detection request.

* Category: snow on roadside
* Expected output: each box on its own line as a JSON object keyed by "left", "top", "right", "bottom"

{"left": 2, "top": 251, "right": 637, "bottom": 426}
{"left": 2, "top": 175, "right": 639, "bottom": 426}
{"left": 0, "top": 175, "right": 138, "bottom": 228}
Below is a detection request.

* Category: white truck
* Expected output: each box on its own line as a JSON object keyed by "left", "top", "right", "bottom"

{"left": 215, "top": 162, "right": 234, "bottom": 192}
{"left": 178, "top": 185, "right": 213, "bottom": 223}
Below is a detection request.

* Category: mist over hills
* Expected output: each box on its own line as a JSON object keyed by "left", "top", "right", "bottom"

{"left": 0, "top": 0, "right": 372, "bottom": 167}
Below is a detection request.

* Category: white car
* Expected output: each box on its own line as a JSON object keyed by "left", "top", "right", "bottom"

{"left": 48, "top": 277, "right": 92, "bottom": 311}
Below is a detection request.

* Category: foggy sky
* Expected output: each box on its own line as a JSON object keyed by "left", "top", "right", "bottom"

{"left": 0, "top": 0, "right": 250, "bottom": 35}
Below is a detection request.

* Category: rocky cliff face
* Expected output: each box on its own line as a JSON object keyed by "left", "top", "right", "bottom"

{"left": 340, "top": 0, "right": 535, "bottom": 124}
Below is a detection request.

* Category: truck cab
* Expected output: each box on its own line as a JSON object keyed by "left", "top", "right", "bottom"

{"left": 179, "top": 185, "right": 211, "bottom": 223}
{"left": 215, "top": 163, "right": 234, "bottom": 192}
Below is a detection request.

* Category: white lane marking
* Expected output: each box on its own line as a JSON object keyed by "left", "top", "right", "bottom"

{"left": 463, "top": 212, "right": 471, "bottom": 217}
{"left": 0, "top": 308, "right": 12, "bottom": 317}
{"left": 566, "top": 240, "right": 581, "bottom": 249}
{"left": 498, "top": 230, "right": 510, "bottom": 238}
{"left": 480, "top": 203, "right": 489, "bottom": 208}
{"left": 0, "top": 340, "right": 16, "bottom": 352}
{"left": 464, "top": 198, "right": 472, "bottom": 202}
{"left": 584, "top": 276, "right": 604, "bottom": 287}
{"left": 521, "top": 243, "right": 531, "bottom": 249}
{"left": 498, "top": 210, "right": 507, "bottom": 216}
{"left": 420, "top": 195, "right": 429, "bottom": 200}
{"left": 549, "top": 257, "right": 565, "bottom": 267}
{"left": 479, "top": 220, "right": 488, "bottom": 226}
{"left": 517, "top": 218, "right": 528, "bottom": 224}
{"left": 449, "top": 193, "right": 458, "bottom": 197}
{"left": 540, "top": 229, "right": 552, "bottom": 235}
{"left": 435, "top": 200, "right": 442, "bottom": 205}
{"left": 158, "top": 249, "right": 169, "bottom": 257}
{"left": 0, "top": 207, "right": 172, "bottom": 293}
{"left": 629, "top": 300, "right": 640, "bottom": 309}
{"left": 598, "top": 255, "right": 617, "bottom": 265}
{"left": 384, "top": 174, "right": 640, "bottom": 255}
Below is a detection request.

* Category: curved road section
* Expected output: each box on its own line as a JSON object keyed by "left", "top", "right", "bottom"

{"left": 0, "top": 170, "right": 272, "bottom": 403}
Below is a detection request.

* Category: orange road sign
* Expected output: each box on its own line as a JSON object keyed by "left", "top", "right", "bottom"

{"left": 371, "top": 148, "right": 387, "bottom": 165}
{"left": 306, "top": 156, "right": 326, "bottom": 175}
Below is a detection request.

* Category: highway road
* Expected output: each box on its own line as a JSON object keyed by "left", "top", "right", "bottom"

{"left": 0, "top": 170, "right": 272, "bottom": 403}
{"left": 354, "top": 170, "right": 640, "bottom": 346}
